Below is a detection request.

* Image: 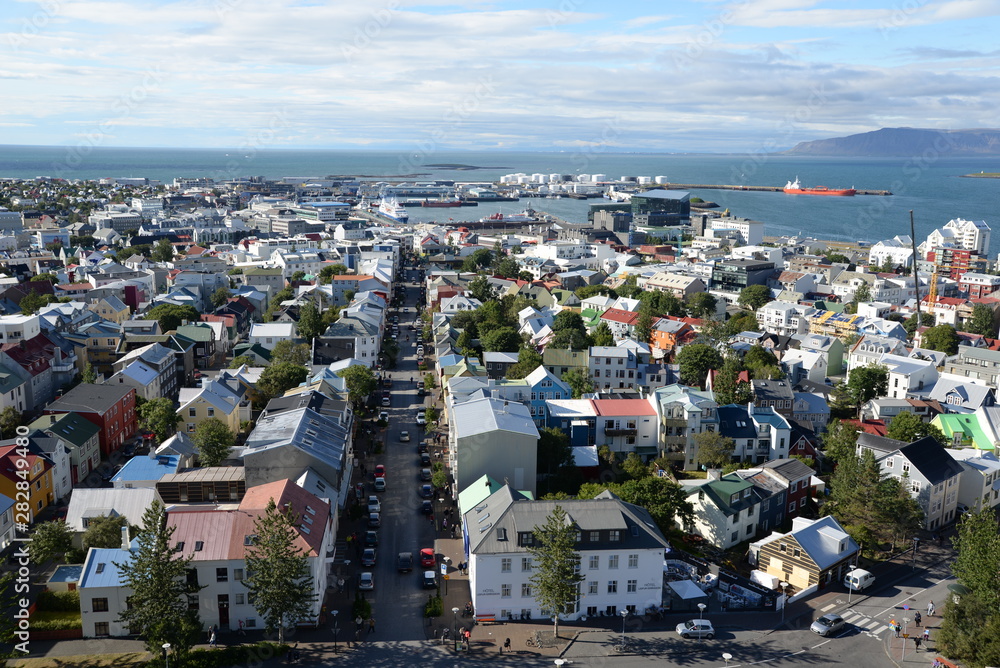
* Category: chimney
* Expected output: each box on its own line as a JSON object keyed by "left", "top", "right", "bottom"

{"left": 121, "top": 525, "right": 130, "bottom": 550}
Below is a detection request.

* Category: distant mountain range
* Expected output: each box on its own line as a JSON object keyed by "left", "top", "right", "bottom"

{"left": 784, "top": 127, "right": 1000, "bottom": 156}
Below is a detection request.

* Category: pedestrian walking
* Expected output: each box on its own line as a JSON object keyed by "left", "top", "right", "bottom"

{"left": 891, "top": 619, "right": 900, "bottom": 638}
{"left": 443, "top": 517, "right": 448, "bottom": 529}
{"left": 504, "top": 637, "right": 511, "bottom": 653}
{"left": 209, "top": 630, "right": 216, "bottom": 647}
{"left": 915, "top": 611, "right": 922, "bottom": 627}
{"left": 369, "top": 617, "right": 376, "bottom": 634}
{"left": 238, "top": 619, "right": 246, "bottom": 636}
{"left": 914, "top": 637, "right": 922, "bottom": 651}
{"left": 923, "top": 628, "right": 930, "bottom": 644}
{"left": 927, "top": 600, "right": 936, "bottom": 616}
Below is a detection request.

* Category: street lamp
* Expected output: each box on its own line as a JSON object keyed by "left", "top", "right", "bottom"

{"left": 779, "top": 582, "right": 789, "bottom": 624}
{"left": 912, "top": 537, "right": 920, "bottom": 570}
{"left": 847, "top": 563, "right": 857, "bottom": 605}
{"left": 162, "top": 643, "right": 171, "bottom": 668}
{"left": 620, "top": 609, "right": 629, "bottom": 645}
{"left": 332, "top": 609, "right": 339, "bottom": 654}
{"left": 697, "top": 602, "right": 707, "bottom": 622}
{"left": 723, "top": 652, "right": 733, "bottom": 666}
{"left": 902, "top": 617, "right": 911, "bottom": 661}
{"left": 451, "top": 606, "right": 460, "bottom": 651}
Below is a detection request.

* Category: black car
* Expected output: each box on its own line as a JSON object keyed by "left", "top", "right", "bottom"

{"left": 417, "top": 441, "right": 428, "bottom": 454}
{"left": 419, "top": 452, "right": 431, "bottom": 466}
{"left": 397, "top": 552, "right": 414, "bottom": 573}
{"left": 420, "top": 500, "right": 433, "bottom": 514}
{"left": 419, "top": 484, "right": 433, "bottom": 498}
{"left": 364, "top": 530, "right": 379, "bottom": 547}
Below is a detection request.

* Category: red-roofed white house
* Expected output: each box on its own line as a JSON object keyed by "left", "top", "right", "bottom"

{"left": 599, "top": 308, "right": 640, "bottom": 343}
{"left": 922, "top": 295, "right": 966, "bottom": 327}
{"left": 592, "top": 398, "right": 659, "bottom": 457}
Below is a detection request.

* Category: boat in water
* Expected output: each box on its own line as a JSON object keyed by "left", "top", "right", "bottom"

{"left": 479, "top": 203, "right": 537, "bottom": 223}
{"left": 783, "top": 177, "right": 856, "bottom": 196}
{"left": 378, "top": 196, "right": 409, "bottom": 222}
{"left": 420, "top": 198, "right": 463, "bottom": 208}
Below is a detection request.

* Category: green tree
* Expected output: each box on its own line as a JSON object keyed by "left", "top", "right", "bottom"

{"left": 144, "top": 304, "right": 201, "bottom": 332}
{"left": 713, "top": 357, "right": 751, "bottom": 406}
{"left": 495, "top": 256, "right": 521, "bottom": 279}
{"left": 527, "top": 506, "right": 584, "bottom": 638}
{"left": 937, "top": 590, "right": 1000, "bottom": 668}
{"left": 634, "top": 308, "right": 654, "bottom": 344}
{"left": 243, "top": 499, "right": 317, "bottom": 644}
{"left": 903, "top": 311, "right": 935, "bottom": 337}
{"left": 80, "top": 363, "right": 97, "bottom": 385}
{"left": 616, "top": 275, "right": 640, "bottom": 299}
{"left": 676, "top": 343, "right": 723, "bottom": 388}
{"left": 18, "top": 291, "right": 45, "bottom": 315}
{"left": 269, "top": 340, "right": 311, "bottom": 366}
{"left": 193, "top": 418, "right": 236, "bottom": 467}
{"left": 846, "top": 363, "right": 889, "bottom": 407}
{"left": 0, "top": 406, "right": 21, "bottom": 438}
{"left": 820, "top": 419, "right": 861, "bottom": 463}
{"left": 737, "top": 284, "right": 772, "bottom": 311}
{"left": 966, "top": 303, "right": 996, "bottom": 338}
{"left": 290, "top": 270, "right": 307, "bottom": 283}
{"left": 257, "top": 362, "right": 309, "bottom": 404}
{"left": 852, "top": 282, "right": 872, "bottom": 303}
{"left": 31, "top": 272, "right": 57, "bottom": 283}
{"left": 951, "top": 508, "right": 1000, "bottom": 613}
{"left": 229, "top": 355, "right": 256, "bottom": 368}
{"left": 139, "top": 397, "right": 181, "bottom": 442}
{"left": 592, "top": 322, "right": 614, "bottom": 347}
{"left": 468, "top": 274, "right": 496, "bottom": 303}
{"left": 620, "top": 452, "right": 648, "bottom": 480}
{"left": 507, "top": 347, "right": 543, "bottom": 379}
{"left": 480, "top": 326, "right": 522, "bottom": 352}
{"left": 552, "top": 311, "right": 585, "bottom": 333}
{"left": 577, "top": 477, "right": 694, "bottom": 535}
{"left": 921, "top": 323, "right": 961, "bottom": 355}
{"left": 297, "top": 301, "right": 324, "bottom": 342}
{"left": 574, "top": 284, "right": 615, "bottom": 300}
{"left": 318, "top": 264, "right": 348, "bottom": 284}
{"left": 82, "top": 515, "right": 131, "bottom": 551}
{"left": 151, "top": 238, "right": 175, "bottom": 262}
{"left": 548, "top": 328, "right": 590, "bottom": 351}
{"left": 28, "top": 520, "right": 73, "bottom": 564}
{"left": 686, "top": 291, "right": 718, "bottom": 319}
{"left": 885, "top": 410, "right": 947, "bottom": 445}
{"left": 338, "top": 365, "right": 377, "bottom": 409}
{"left": 461, "top": 249, "right": 494, "bottom": 273}
{"left": 537, "top": 427, "right": 574, "bottom": 494}
{"left": 743, "top": 346, "right": 779, "bottom": 372}
{"left": 693, "top": 430, "right": 735, "bottom": 468}
{"left": 210, "top": 286, "right": 232, "bottom": 308}
{"left": 116, "top": 500, "right": 202, "bottom": 658}
{"left": 722, "top": 311, "right": 760, "bottom": 337}
{"left": 563, "top": 367, "right": 594, "bottom": 399}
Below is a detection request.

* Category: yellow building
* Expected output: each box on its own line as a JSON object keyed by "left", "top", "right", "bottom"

{"left": 0, "top": 444, "right": 54, "bottom": 523}
{"left": 178, "top": 379, "right": 251, "bottom": 435}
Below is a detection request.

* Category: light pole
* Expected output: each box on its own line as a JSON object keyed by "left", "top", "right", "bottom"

{"left": 697, "top": 602, "right": 706, "bottom": 622}
{"left": 779, "top": 582, "right": 789, "bottom": 624}
{"left": 332, "top": 609, "right": 339, "bottom": 654}
{"left": 912, "top": 537, "right": 920, "bottom": 570}
{"left": 451, "top": 606, "right": 460, "bottom": 652}
{"left": 902, "top": 616, "right": 910, "bottom": 661}
{"left": 847, "top": 563, "right": 857, "bottom": 605}
{"left": 620, "top": 609, "right": 629, "bottom": 645}
{"left": 162, "top": 643, "right": 171, "bottom": 668}
{"left": 723, "top": 652, "right": 733, "bottom": 666}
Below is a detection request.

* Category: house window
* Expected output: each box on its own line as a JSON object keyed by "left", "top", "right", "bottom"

{"left": 235, "top": 593, "right": 245, "bottom": 605}
{"left": 731, "top": 531, "right": 738, "bottom": 543}
{"left": 789, "top": 500, "right": 796, "bottom": 512}
{"left": 189, "top": 408, "right": 197, "bottom": 417}
{"left": 94, "top": 621, "right": 110, "bottom": 636}
{"left": 886, "top": 458, "right": 894, "bottom": 468}
{"left": 608, "top": 555, "right": 619, "bottom": 570}
{"left": 92, "top": 598, "right": 109, "bottom": 613}
{"left": 628, "top": 554, "right": 638, "bottom": 569}
{"left": 912, "top": 480, "right": 921, "bottom": 493}
{"left": 234, "top": 569, "right": 244, "bottom": 581}
{"left": 521, "top": 583, "right": 532, "bottom": 597}
{"left": 217, "top": 567, "right": 228, "bottom": 582}
{"left": 902, "top": 463, "right": 910, "bottom": 474}
{"left": 521, "top": 557, "right": 532, "bottom": 572}
{"left": 589, "top": 531, "right": 600, "bottom": 542}
{"left": 501, "top": 558, "right": 511, "bottom": 573}
{"left": 627, "top": 580, "right": 637, "bottom": 593}
{"left": 589, "top": 555, "right": 599, "bottom": 570}
{"left": 607, "top": 580, "right": 618, "bottom": 594}
{"left": 609, "top": 530, "right": 620, "bottom": 542}
{"left": 588, "top": 581, "right": 598, "bottom": 595}
{"left": 501, "top": 584, "right": 511, "bottom": 598}
{"left": 207, "top": 408, "right": 215, "bottom": 417}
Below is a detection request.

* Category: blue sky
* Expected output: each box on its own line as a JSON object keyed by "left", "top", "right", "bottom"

{"left": 2, "top": 0, "right": 999, "bottom": 152}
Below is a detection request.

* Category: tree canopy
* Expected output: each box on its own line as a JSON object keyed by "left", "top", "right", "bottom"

{"left": 256, "top": 362, "right": 309, "bottom": 404}
{"left": 527, "top": 506, "right": 584, "bottom": 637}
{"left": 297, "top": 301, "right": 325, "bottom": 342}
{"left": 820, "top": 419, "right": 861, "bottom": 463}
{"left": 563, "top": 367, "right": 594, "bottom": 399}
{"left": 966, "top": 303, "right": 996, "bottom": 338}
{"left": 193, "top": 418, "right": 236, "bottom": 467}
{"left": 139, "top": 397, "right": 181, "bottom": 442}
{"left": 338, "top": 364, "right": 377, "bottom": 408}
{"left": 737, "top": 284, "right": 772, "bottom": 311}
{"left": 693, "top": 430, "right": 736, "bottom": 468}
{"left": 846, "top": 364, "right": 888, "bottom": 408}
{"left": 921, "top": 323, "right": 961, "bottom": 355}
{"left": 885, "top": 410, "right": 947, "bottom": 445}
{"left": 676, "top": 343, "right": 723, "bottom": 387}
{"left": 480, "top": 326, "right": 522, "bottom": 352}
{"left": 269, "top": 340, "right": 311, "bottom": 366}
{"left": 144, "top": 304, "right": 201, "bottom": 332}
{"left": 28, "top": 520, "right": 73, "bottom": 564}
{"left": 506, "top": 347, "right": 543, "bottom": 379}
{"left": 82, "top": 515, "right": 132, "bottom": 551}
{"left": 578, "top": 477, "right": 694, "bottom": 535}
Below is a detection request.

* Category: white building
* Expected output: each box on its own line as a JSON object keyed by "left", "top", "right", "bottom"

{"left": 249, "top": 322, "right": 298, "bottom": 351}
{"left": 0, "top": 314, "right": 41, "bottom": 345}
{"left": 756, "top": 301, "right": 813, "bottom": 336}
{"left": 878, "top": 353, "right": 938, "bottom": 399}
{"left": 448, "top": 397, "right": 539, "bottom": 497}
{"left": 919, "top": 218, "right": 991, "bottom": 259}
{"left": 868, "top": 235, "right": 914, "bottom": 268}
{"left": 465, "top": 486, "right": 670, "bottom": 620}
{"left": 709, "top": 216, "right": 764, "bottom": 246}
{"left": 948, "top": 449, "right": 1000, "bottom": 514}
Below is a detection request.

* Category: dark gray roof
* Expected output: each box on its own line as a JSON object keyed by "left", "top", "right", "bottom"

{"left": 759, "top": 458, "right": 815, "bottom": 482}
{"left": 752, "top": 379, "right": 794, "bottom": 402}
{"left": 856, "top": 432, "right": 907, "bottom": 454}
{"left": 717, "top": 405, "right": 758, "bottom": 439}
{"left": 47, "top": 383, "right": 132, "bottom": 414}
{"left": 898, "top": 437, "right": 965, "bottom": 485}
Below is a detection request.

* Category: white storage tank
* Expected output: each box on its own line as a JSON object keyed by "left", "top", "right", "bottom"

{"left": 637, "top": 176, "right": 652, "bottom": 185}
{"left": 655, "top": 175, "right": 669, "bottom": 184}
{"left": 591, "top": 173, "right": 607, "bottom": 182}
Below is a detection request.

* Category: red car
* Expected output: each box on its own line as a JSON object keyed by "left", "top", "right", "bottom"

{"left": 374, "top": 464, "right": 386, "bottom": 479}
{"left": 420, "top": 548, "right": 435, "bottom": 568}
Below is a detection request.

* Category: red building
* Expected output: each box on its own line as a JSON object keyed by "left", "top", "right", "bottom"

{"left": 44, "top": 384, "right": 137, "bottom": 457}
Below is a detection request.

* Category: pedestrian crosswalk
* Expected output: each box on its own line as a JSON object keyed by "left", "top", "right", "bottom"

{"left": 840, "top": 610, "right": 889, "bottom": 638}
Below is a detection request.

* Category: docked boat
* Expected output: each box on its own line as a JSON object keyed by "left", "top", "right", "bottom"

{"left": 479, "top": 204, "right": 537, "bottom": 223}
{"left": 421, "top": 198, "right": 463, "bottom": 208}
{"left": 378, "top": 196, "right": 409, "bottom": 222}
{"left": 783, "top": 177, "right": 856, "bottom": 196}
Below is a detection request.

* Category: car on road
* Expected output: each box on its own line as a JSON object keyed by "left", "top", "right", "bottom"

{"left": 810, "top": 614, "right": 845, "bottom": 637}
{"left": 364, "top": 531, "right": 378, "bottom": 547}
{"left": 374, "top": 464, "right": 386, "bottom": 478}
{"left": 420, "top": 500, "right": 433, "bottom": 514}
{"left": 420, "top": 467, "right": 432, "bottom": 481}
{"left": 419, "top": 484, "right": 433, "bottom": 498}
{"left": 373, "top": 476, "right": 386, "bottom": 492}
{"left": 368, "top": 512, "right": 381, "bottom": 528}
{"left": 367, "top": 495, "right": 381, "bottom": 513}
{"left": 359, "top": 572, "right": 374, "bottom": 591}
{"left": 676, "top": 619, "right": 715, "bottom": 639}
{"left": 417, "top": 441, "right": 429, "bottom": 454}
{"left": 416, "top": 413, "right": 427, "bottom": 426}
{"left": 379, "top": 411, "right": 389, "bottom": 421}
{"left": 400, "top": 430, "right": 411, "bottom": 442}
{"left": 382, "top": 396, "right": 391, "bottom": 406}
{"left": 422, "top": 571, "right": 437, "bottom": 589}
{"left": 420, "top": 548, "right": 435, "bottom": 568}
{"left": 419, "top": 452, "right": 431, "bottom": 466}
{"left": 397, "top": 552, "right": 414, "bottom": 573}
{"left": 361, "top": 548, "right": 377, "bottom": 567}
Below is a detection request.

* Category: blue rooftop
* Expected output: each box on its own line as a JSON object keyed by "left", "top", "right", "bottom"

{"left": 111, "top": 454, "right": 180, "bottom": 483}
{"left": 79, "top": 547, "right": 133, "bottom": 589}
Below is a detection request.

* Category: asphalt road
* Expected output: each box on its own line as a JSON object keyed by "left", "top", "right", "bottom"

{"left": 364, "top": 267, "right": 436, "bottom": 640}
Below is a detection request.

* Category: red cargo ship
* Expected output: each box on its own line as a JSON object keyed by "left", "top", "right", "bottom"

{"left": 783, "top": 177, "right": 856, "bottom": 196}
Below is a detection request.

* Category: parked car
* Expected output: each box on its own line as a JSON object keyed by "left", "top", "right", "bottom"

{"left": 364, "top": 530, "right": 379, "bottom": 547}
{"left": 676, "top": 620, "right": 715, "bottom": 639}
{"left": 417, "top": 441, "right": 429, "bottom": 454}
{"left": 361, "top": 548, "right": 377, "bottom": 567}
{"left": 374, "top": 464, "right": 386, "bottom": 478}
{"left": 420, "top": 548, "right": 435, "bottom": 568}
{"left": 400, "top": 430, "right": 411, "bottom": 442}
{"left": 379, "top": 411, "right": 389, "bottom": 421}
{"left": 810, "top": 614, "right": 845, "bottom": 637}
{"left": 420, "top": 500, "right": 433, "bottom": 514}
{"left": 367, "top": 495, "right": 381, "bottom": 513}
{"left": 419, "top": 452, "right": 431, "bottom": 466}
{"left": 397, "top": 552, "right": 413, "bottom": 573}
{"left": 422, "top": 571, "right": 437, "bottom": 589}
{"left": 373, "top": 477, "right": 386, "bottom": 492}
{"left": 382, "top": 396, "right": 391, "bottom": 406}
{"left": 359, "top": 572, "right": 374, "bottom": 591}
{"left": 420, "top": 467, "right": 432, "bottom": 481}
{"left": 419, "top": 484, "right": 433, "bottom": 498}
{"left": 368, "top": 512, "right": 381, "bottom": 528}
{"left": 416, "top": 413, "right": 427, "bottom": 426}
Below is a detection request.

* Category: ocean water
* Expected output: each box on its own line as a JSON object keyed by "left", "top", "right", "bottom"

{"left": 2, "top": 144, "right": 999, "bottom": 256}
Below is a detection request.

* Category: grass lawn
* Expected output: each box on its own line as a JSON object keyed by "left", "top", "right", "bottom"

{"left": 30, "top": 611, "right": 82, "bottom": 630}
{"left": 11, "top": 653, "right": 149, "bottom": 668}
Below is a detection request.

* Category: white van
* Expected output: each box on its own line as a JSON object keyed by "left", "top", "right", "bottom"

{"left": 843, "top": 568, "right": 875, "bottom": 592}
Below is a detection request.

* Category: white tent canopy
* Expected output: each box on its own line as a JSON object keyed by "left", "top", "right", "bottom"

{"left": 667, "top": 579, "right": 708, "bottom": 601}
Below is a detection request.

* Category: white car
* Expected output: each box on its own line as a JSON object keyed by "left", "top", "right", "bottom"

{"left": 367, "top": 495, "right": 381, "bottom": 513}
{"left": 400, "top": 430, "right": 411, "bottom": 442}
{"left": 416, "top": 413, "right": 427, "bottom": 426}
{"left": 359, "top": 572, "right": 374, "bottom": 590}
{"left": 379, "top": 411, "right": 389, "bottom": 422}
{"left": 676, "top": 619, "right": 715, "bottom": 639}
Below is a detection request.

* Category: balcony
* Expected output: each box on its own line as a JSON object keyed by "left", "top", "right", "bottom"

{"left": 604, "top": 428, "right": 637, "bottom": 437}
